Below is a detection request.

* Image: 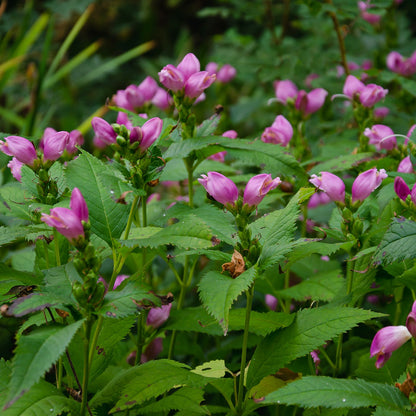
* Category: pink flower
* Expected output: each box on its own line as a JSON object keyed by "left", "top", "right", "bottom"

{"left": 309, "top": 172, "right": 345, "bottom": 204}
{"left": 394, "top": 177, "right": 416, "bottom": 205}
{"left": 273, "top": 80, "right": 298, "bottom": 104}
{"left": 205, "top": 62, "right": 218, "bottom": 75}
{"left": 406, "top": 301, "right": 416, "bottom": 338}
{"left": 151, "top": 87, "right": 173, "bottom": 110}
{"left": 243, "top": 174, "right": 281, "bottom": 207}
{"left": 359, "top": 84, "right": 388, "bottom": 107}
{"left": 198, "top": 172, "right": 239, "bottom": 206}
{"left": 0, "top": 136, "right": 37, "bottom": 166}
{"left": 265, "top": 294, "right": 278, "bottom": 311}
{"left": 141, "top": 337, "right": 163, "bottom": 363}
{"left": 41, "top": 131, "right": 70, "bottom": 161}
{"left": 405, "top": 124, "right": 416, "bottom": 145}
{"left": 158, "top": 64, "right": 185, "bottom": 92}
{"left": 343, "top": 75, "right": 365, "bottom": 99}
{"left": 386, "top": 51, "right": 416, "bottom": 77}
{"left": 351, "top": 168, "right": 387, "bottom": 203}
{"left": 358, "top": 1, "right": 381, "bottom": 25}
{"left": 113, "top": 274, "right": 129, "bottom": 290}
{"left": 373, "top": 107, "right": 389, "bottom": 120}
{"left": 91, "top": 117, "right": 117, "bottom": 146}
{"left": 7, "top": 157, "right": 23, "bottom": 182}
{"left": 261, "top": 115, "right": 293, "bottom": 146}
{"left": 216, "top": 64, "right": 237, "bottom": 83}
{"left": 370, "top": 326, "right": 412, "bottom": 368}
{"left": 208, "top": 130, "right": 237, "bottom": 162}
{"left": 398, "top": 156, "right": 414, "bottom": 173}
{"left": 295, "top": 88, "right": 328, "bottom": 115}
{"left": 363, "top": 124, "right": 396, "bottom": 150}
{"left": 139, "top": 117, "right": 163, "bottom": 151}
{"left": 147, "top": 303, "right": 172, "bottom": 328}
{"left": 41, "top": 187, "right": 88, "bottom": 243}
{"left": 222, "top": 130, "right": 238, "bottom": 139}
{"left": 67, "top": 130, "right": 84, "bottom": 154}
{"left": 137, "top": 76, "right": 158, "bottom": 101}
{"left": 308, "top": 192, "right": 332, "bottom": 208}
{"left": 184, "top": 71, "right": 216, "bottom": 98}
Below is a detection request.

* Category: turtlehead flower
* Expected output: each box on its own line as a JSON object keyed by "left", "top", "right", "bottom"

{"left": 41, "top": 187, "right": 88, "bottom": 243}
{"left": 265, "top": 294, "right": 278, "bottom": 311}
{"left": 243, "top": 174, "right": 281, "bottom": 207}
{"left": 342, "top": 75, "right": 388, "bottom": 107}
{"left": 358, "top": 1, "right": 381, "bottom": 25}
{"left": 7, "top": 157, "right": 23, "bottom": 182}
{"left": 394, "top": 177, "right": 416, "bottom": 205}
{"left": 398, "top": 156, "right": 414, "bottom": 173}
{"left": 261, "top": 115, "right": 293, "bottom": 146}
{"left": 91, "top": 117, "right": 117, "bottom": 146}
{"left": 136, "top": 117, "right": 163, "bottom": 151}
{"left": 159, "top": 53, "right": 216, "bottom": 99}
{"left": 387, "top": 51, "right": 416, "bottom": 77}
{"left": 151, "top": 87, "right": 173, "bottom": 110}
{"left": 309, "top": 172, "right": 345, "bottom": 204}
{"left": 363, "top": 124, "right": 396, "bottom": 150}
{"left": 40, "top": 131, "right": 70, "bottom": 161}
{"left": 370, "top": 325, "right": 412, "bottom": 368}
{"left": 147, "top": 303, "right": 172, "bottom": 328}
{"left": 295, "top": 88, "right": 328, "bottom": 115}
{"left": 308, "top": 192, "right": 331, "bottom": 209}
{"left": 113, "top": 275, "right": 129, "bottom": 290}
{"left": 216, "top": 64, "right": 237, "bottom": 83}
{"left": 0, "top": 135, "right": 37, "bottom": 166}
{"left": 273, "top": 79, "right": 298, "bottom": 104}
{"left": 351, "top": 168, "right": 387, "bottom": 203}
{"left": 198, "top": 172, "right": 239, "bottom": 206}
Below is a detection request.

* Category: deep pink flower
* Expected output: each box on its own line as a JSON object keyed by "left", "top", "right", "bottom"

{"left": 67, "top": 130, "right": 84, "bottom": 154}
{"left": 151, "top": 87, "right": 173, "bottom": 110}
{"left": 359, "top": 84, "right": 388, "bottom": 107}
{"left": 158, "top": 64, "right": 185, "bottom": 92}
{"left": 139, "top": 117, "right": 163, "bottom": 151}
{"left": 394, "top": 177, "right": 410, "bottom": 201}
{"left": 370, "top": 325, "right": 412, "bottom": 368}
{"left": 91, "top": 117, "right": 117, "bottom": 146}
{"left": 217, "top": 64, "right": 237, "bottom": 83}
{"left": 398, "top": 156, "right": 414, "bottom": 173}
{"left": 351, "top": 168, "right": 387, "bottom": 203}
{"left": 308, "top": 192, "right": 332, "bottom": 208}
{"left": 343, "top": 75, "right": 365, "bottom": 99}
{"left": 373, "top": 107, "right": 389, "bottom": 120}
{"left": 41, "top": 131, "right": 70, "bottom": 161}
{"left": 0, "top": 136, "right": 37, "bottom": 166}
{"left": 386, "top": 51, "right": 416, "bottom": 77}
{"left": 261, "top": 115, "right": 293, "bottom": 146}
{"left": 295, "top": 88, "right": 328, "bottom": 115}
{"left": 222, "top": 130, "right": 238, "bottom": 139}
{"left": 113, "top": 274, "right": 129, "bottom": 290}
{"left": 265, "top": 294, "right": 278, "bottom": 311}
{"left": 309, "top": 172, "right": 345, "bottom": 204}
{"left": 41, "top": 187, "right": 88, "bottom": 243}
{"left": 177, "top": 53, "right": 200, "bottom": 80}
{"left": 147, "top": 303, "right": 172, "bottom": 328}
{"left": 406, "top": 300, "right": 416, "bottom": 337}
{"left": 184, "top": 71, "right": 216, "bottom": 98}
{"left": 273, "top": 80, "right": 298, "bottom": 103}
{"left": 198, "top": 172, "right": 239, "bottom": 206}
{"left": 243, "top": 174, "right": 281, "bottom": 207}
{"left": 137, "top": 76, "right": 158, "bottom": 101}
{"left": 363, "top": 124, "right": 396, "bottom": 150}
{"left": 7, "top": 157, "right": 23, "bottom": 182}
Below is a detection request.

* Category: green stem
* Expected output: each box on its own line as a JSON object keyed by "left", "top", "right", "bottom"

{"left": 80, "top": 317, "right": 93, "bottom": 416}
{"left": 134, "top": 311, "right": 146, "bottom": 365}
{"left": 43, "top": 239, "right": 50, "bottom": 269}
{"left": 346, "top": 259, "right": 356, "bottom": 298}
{"left": 334, "top": 333, "right": 343, "bottom": 377}
{"left": 236, "top": 284, "right": 255, "bottom": 414}
{"left": 185, "top": 157, "right": 194, "bottom": 208}
{"left": 124, "top": 195, "right": 140, "bottom": 240}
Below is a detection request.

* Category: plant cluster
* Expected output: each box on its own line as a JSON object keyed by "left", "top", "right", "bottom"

{"left": 2, "top": 0, "right": 416, "bottom": 415}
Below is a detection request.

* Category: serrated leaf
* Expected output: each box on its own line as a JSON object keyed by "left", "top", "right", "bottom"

{"left": 191, "top": 360, "right": 229, "bottom": 378}
{"left": 308, "top": 153, "right": 374, "bottom": 174}
{"left": 1, "top": 379, "right": 80, "bottom": 415}
{"left": 276, "top": 269, "right": 344, "bottom": 302}
{"left": 246, "top": 307, "right": 385, "bottom": 389}
{"left": 0, "top": 224, "right": 47, "bottom": 246}
{"left": 7, "top": 292, "right": 72, "bottom": 317}
{"left": 65, "top": 150, "right": 130, "bottom": 247}
{"left": 374, "top": 217, "right": 416, "bottom": 265}
{"left": 89, "top": 359, "right": 207, "bottom": 411}
{"left": 263, "top": 376, "right": 410, "bottom": 413}
{"left": 6, "top": 320, "right": 84, "bottom": 408}
{"left": 0, "top": 263, "right": 41, "bottom": 295}
{"left": 99, "top": 280, "right": 158, "bottom": 318}
{"left": 134, "top": 386, "right": 209, "bottom": 415}
{"left": 165, "top": 306, "right": 294, "bottom": 336}
{"left": 198, "top": 268, "right": 256, "bottom": 334}
{"left": 122, "top": 215, "right": 215, "bottom": 250}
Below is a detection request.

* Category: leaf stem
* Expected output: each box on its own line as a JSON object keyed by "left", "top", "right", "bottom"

{"left": 80, "top": 316, "right": 93, "bottom": 416}
{"left": 236, "top": 283, "right": 255, "bottom": 414}
{"left": 134, "top": 311, "right": 146, "bottom": 365}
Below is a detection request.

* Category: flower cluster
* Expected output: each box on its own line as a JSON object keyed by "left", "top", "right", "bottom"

{"left": 363, "top": 124, "right": 396, "bottom": 151}
{"left": 370, "top": 300, "right": 416, "bottom": 368}
{"left": 387, "top": 51, "right": 416, "bottom": 77}
{"left": 273, "top": 79, "right": 328, "bottom": 116}
{"left": 205, "top": 62, "right": 237, "bottom": 83}
{"left": 342, "top": 75, "right": 388, "bottom": 107}
{"left": 158, "top": 53, "right": 216, "bottom": 100}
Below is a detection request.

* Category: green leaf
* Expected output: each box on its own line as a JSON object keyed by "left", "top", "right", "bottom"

{"left": 65, "top": 150, "right": 130, "bottom": 247}
{"left": 89, "top": 359, "right": 207, "bottom": 411}
{"left": 198, "top": 268, "right": 256, "bottom": 334}
{"left": 0, "top": 224, "right": 47, "bottom": 247}
{"left": 263, "top": 376, "right": 410, "bottom": 413}
{"left": 308, "top": 153, "right": 374, "bottom": 174}
{"left": 276, "top": 269, "right": 344, "bottom": 302}
{"left": 6, "top": 320, "right": 84, "bottom": 408}
{"left": 374, "top": 217, "right": 416, "bottom": 265}
{"left": 122, "top": 215, "right": 215, "bottom": 250}
{"left": 134, "top": 386, "right": 209, "bottom": 415}
{"left": 1, "top": 379, "right": 80, "bottom": 415}
{"left": 191, "top": 360, "right": 229, "bottom": 378}
{"left": 99, "top": 279, "right": 158, "bottom": 318}
{"left": 246, "top": 307, "right": 384, "bottom": 389}
{"left": 165, "top": 306, "right": 293, "bottom": 336}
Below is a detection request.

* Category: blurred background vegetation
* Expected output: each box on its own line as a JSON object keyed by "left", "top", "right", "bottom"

{"left": 1, "top": 0, "right": 416, "bottom": 142}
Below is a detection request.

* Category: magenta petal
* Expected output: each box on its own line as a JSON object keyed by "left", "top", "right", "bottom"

{"left": 41, "top": 207, "right": 84, "bottom": 241}
{"left": 7, "top": 157, "right": 23, "bottom": 182}
{"left": 243, "top": 174, "right": 281, "bottom": 206}
{"left": 398, "top": 156, "right": 413, "bottom": 173}
{"left": 343, "top": 75, "right": 365, "bottom": 99}
{"left": 158, "top": 64, "right": 185, "bottom": 92}
{"left": 0, "top": 136, "right": 37, "bottom": 166}
{"left": 309, "top": 172, "right": 345, "bottom": 203}
{"left": 140, "top": 117, "right": 163, "bottom": 150}
{"left": 146, "top": 303, "right": 172, "bottom": 328}
{"left": 177, "top": 53, "right": 200, "bottom": 80}
{"left": 273, "top": 79, "right": 298, "bottom": 103}
{"left": 370, "top": 325, "right": 412, "bottom": 368}
{"left": 42, "top": 131, "right": 70, "bottom": 161}
{"left": 352, "top": 168, "right": 387, "bottom": 203}
{"left": 394, "top": 177, "right": 410, "bottom": 201}
{"left": 184, "top": 71, "right": 216, "bottom": 98}
{"left": 198, "top": 172, "right": 239, "bottom": 206}
{"left": 91, "top": 117, "right": 117, "bottom": 146}
{"left": 70, "top": 188, "right": 89, "bottom": 223}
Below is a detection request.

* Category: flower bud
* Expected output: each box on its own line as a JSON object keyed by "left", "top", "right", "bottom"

{"left": 177, "top": 53, "right": 200, "bottom": 80}
{"left": 41, "top": 207, "right": 85, "bottom": 242}
{"left": 91, "top": 117, "right": 117, "bottom": 146}
{"left": 243, "top": 174, "right": 281, "bottom": 207}
{"left": 151, "top": 87, "right": 173, "bottom": 110}
{"left": 42, "top": 131, "right": 70, "bottom": 161}
{"left": 351, "top": 168, "right": 387, "bottom": 203}
{"left": 137, "top": 76, "right": 158, "bottom": 101}
{"left": 0, "top": 136, "right": 37, "bottom": 166}
{"left": 398, "top": 156, "right": 414, "bottom": 173}
{"left": 359, "top": 84, "right": 388, "bottom": 107}
{"left": 309, "top": 172, "right": 345, "bottom": 203}
{"left": 261, "top": 115, "right": 293, "bottom": 146}
{"left": 198, "top": 172, "right": 239, "bottom": 206}
{"left": 394, "top": 177, "right": 410, "bottom": 201}
{"left": 158, "top": 64, "right": 185, "bottom": 91}
{"left": 273, "top": 79, "right": 298, "bottom": 104}
{"left": 146, "top": 303, "right": 172, "bottom": 328}
{"left": 343, "top": 75, "right": 365, "bottom": 99}
{"left": 265, "top": 294, "right": 278, "bottom": 311}
{"left": 113, "top": 274, "right": 129, "bottom": 290}
{"left": 67, "top": 130, "right": 84, "bottom": 154}
{"left": 140, "top": 117, "right": 163, "bottom": 150}
{"left": 406, "top": 300, "right": 416, "bottom": 338}
{"left": 184, "top": 71, "right": 216, "bottom": 99}
{"left": 295, "top": 88, "right": 327, "bottom": 115}
{"left": 216, "top": 64, "right": 237, "bottom": 83}
{"left": 70, "top": 187, "right": 89, "bottom": 223}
